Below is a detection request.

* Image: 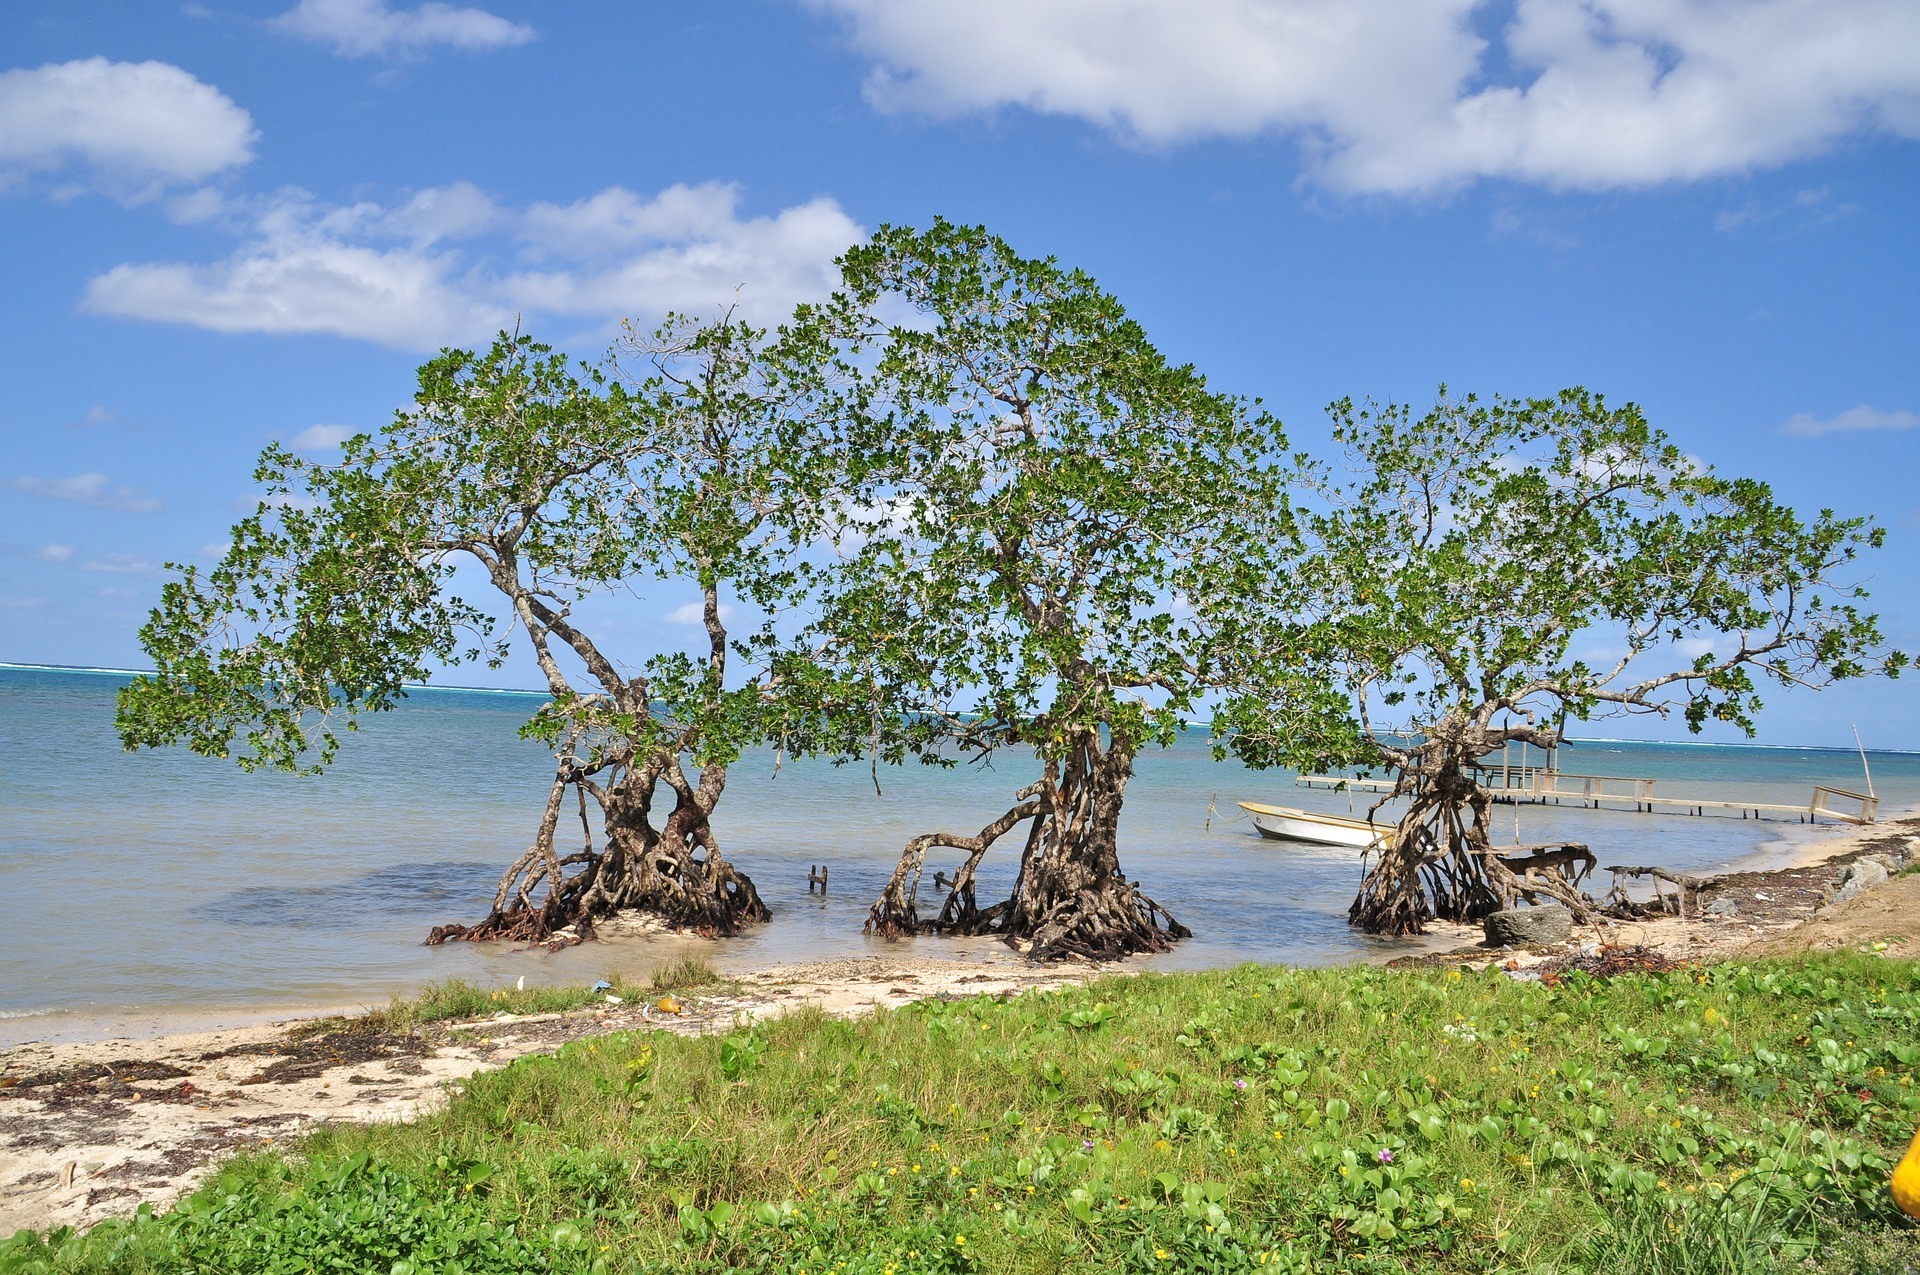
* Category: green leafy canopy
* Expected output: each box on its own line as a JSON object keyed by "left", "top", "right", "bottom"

{"left": 781, "top": 219, "right": 1298, "bottom": 770}
{"left": 117, "top": 319, "right": 840, "bottom": 776}
{"left": 1218, "top": 387, "right": 1907, "bottom": 776}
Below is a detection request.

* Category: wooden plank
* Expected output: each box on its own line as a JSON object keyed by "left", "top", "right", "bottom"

{"left": 1296, "top": 775, "right": 1397, "bottom": 792}
{"left": 1295, "top": 775, "right": 1868, "bottom": 824}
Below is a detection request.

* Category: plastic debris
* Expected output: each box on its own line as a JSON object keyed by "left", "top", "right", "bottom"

{"left": 590, "top": 980, "right": 613, "bottom": 993}
{"left": 655, "top": 995, "right": 682, "bottom": 1014}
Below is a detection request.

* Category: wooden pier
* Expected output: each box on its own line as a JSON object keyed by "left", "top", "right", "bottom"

{"left": 1294, "top": 766, "right": 1878, "bottom": 825}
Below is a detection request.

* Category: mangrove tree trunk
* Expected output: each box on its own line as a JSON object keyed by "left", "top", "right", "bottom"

{"left": 1350, "top": 755, "right": 1598, "bottom": 936}
{"left": 866, "top": 729, "right": 1188, "bottom": 962}
{"left": 428, "top": 753, "right": 768, "bottom": 946}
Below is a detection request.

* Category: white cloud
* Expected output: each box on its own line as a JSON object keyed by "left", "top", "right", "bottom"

{"left": 387, "top": 181, "right": 500, "bottom": 244}
{"left": 521, "top": 184, "right": 746, "bottom": 258}
{"left": 80, "top": 553, "right": 158, "bottom": 575}
{"left": 4, "top": 472, "right": 163, "bottom": 513}
{"left": 504, "top": 185, "right": 862, "bottom": 322}
{"left": 276, "top": 0, "right": 534, "bottom": 59}
{"left": 292, "top": 423, "right": 357, "bottom": 450}
{"left": 37, "top": 543, "right": 75, "bottom": 562}
{"left": 805, "top": 0, "right": 1920, "bottom": 194}
{"left": 83, "top": 180, "right": 862, "bottom": 350}
{"left": 69, "top": 405, "right": 115, "bottom": 427}
{"left": 663, "top": 601, "right": 737, "bottom": 625}
{"left": 0, "top": 58, "right": 255, "bottom": 197}
{"left": 1716, "top": 186, "right": 1860, "bottom": 233}
{"left": 165, "top": 186, "right": 230, "bottom": 225}
{"left": 1779, "top": 404, "right": 1920, "bottom": 437}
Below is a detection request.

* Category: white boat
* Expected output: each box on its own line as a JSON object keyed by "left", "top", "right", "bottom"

{"left": 1237, "top": 801, "right": 1390, "bottom": 850}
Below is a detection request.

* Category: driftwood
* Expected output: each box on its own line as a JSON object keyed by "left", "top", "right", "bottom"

{"left": 1494, "top": 843, "right": 1597, "bottom": 880}
{"left": 1481, "top": 842, "right": 1600, "bottom": 921}
{"left": 1602, "top": 864, "right": 1709, "bottom": 919}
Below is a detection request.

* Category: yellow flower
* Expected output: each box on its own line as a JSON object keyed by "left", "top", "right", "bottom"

{"left": 1155, "top": 1248, "right": 1170, "bottom": 1260}
{"left": 911, "top": 1164, "right": 921, "bottom": 1173}
{"left": 1154, "top": 1138, "right": 1171, "bottom": 1152}
{"left": 954, "top": 1235, "right": 966, "bottom": 1247}
{"left": 1461, "top": 1178, "right": 1474, "bottom": 1191}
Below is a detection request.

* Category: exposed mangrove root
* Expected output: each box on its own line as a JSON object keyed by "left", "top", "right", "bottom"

{"left": 1601, "top": 864, "right": 1709, "bottom": 919}
{"left": 1351, "top": 760, "right": 1599, "bottom": 936}
{"left": 428, "top": 755, "right": 768, "bottom": 948}
{"left": 865, "top": 731, "right": 1188, "bottom": 962}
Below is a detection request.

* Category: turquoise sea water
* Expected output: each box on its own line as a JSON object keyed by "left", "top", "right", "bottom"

{"left": 2, "top": 664, "right": 1915, "bottom": 1039}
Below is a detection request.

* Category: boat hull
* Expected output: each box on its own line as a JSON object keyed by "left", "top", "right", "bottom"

{"left": 1236, "top": 801, "right": 1388, "bottom": 850}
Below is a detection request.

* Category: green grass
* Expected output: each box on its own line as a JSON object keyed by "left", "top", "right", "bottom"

{"left": 648, "top": 956, "right": 724, "bottom": 994}
{"left": 298, "top": 976, "right": 654, "bottom": 1037}
{"left": 5, "top": 954, "right": 1918, "bottom": 1274}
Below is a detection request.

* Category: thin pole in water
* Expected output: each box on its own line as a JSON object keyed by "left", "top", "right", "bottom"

{"left": 1852, "top": 725, "right": 1876, "bottom": 799}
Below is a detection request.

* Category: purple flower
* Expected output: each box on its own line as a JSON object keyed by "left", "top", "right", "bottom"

{"left": 1234, "top": 1079, "right": 1248, "bottom": 1092}
{"left": 1376, "top": 1148, "right": 1394, "bottom": 1165}
{"left": 1082, "top": 1139, "right": 1094, "bottom": 1152}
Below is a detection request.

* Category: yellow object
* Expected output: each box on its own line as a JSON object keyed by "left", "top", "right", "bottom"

{"left": 654, "top": 995, "right": 682, "bottom": 1014}
{"left": 1894, "top": 1126, "right": 1920, "bottom": 1220}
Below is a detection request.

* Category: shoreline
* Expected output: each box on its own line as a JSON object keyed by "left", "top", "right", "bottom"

{"left": 4, "top": 817, "right": 1914, "bottom": 1239}
{"left": 1733, "top": 801, "right": 1917, "bottom": 872}
{"left": 4, "top": 805, "right": 1901, "bottom": 1052}
{"left": 0, "top": 954, "right": 1112, "bottom": 1237}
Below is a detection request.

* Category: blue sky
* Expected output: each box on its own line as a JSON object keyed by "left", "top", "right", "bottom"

{"left": 2, "top": 0, "right": 1917, "bottom": 747}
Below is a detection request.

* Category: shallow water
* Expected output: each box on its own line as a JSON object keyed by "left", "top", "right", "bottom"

{"left": 2, "top": 664, "right": 1914, "bottom": 1038}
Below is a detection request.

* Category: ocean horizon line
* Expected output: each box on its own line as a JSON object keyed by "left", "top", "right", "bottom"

{"left": 6, "top": 660, "right": 1913, "bottom": 756}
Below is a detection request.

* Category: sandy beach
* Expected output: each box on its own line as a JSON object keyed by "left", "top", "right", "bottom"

{"left": 4, "top": 815, "right": 1914, "bottom": 1241}
{"left": 0, "top": 954, "right": 1112, "bottom": 1237}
